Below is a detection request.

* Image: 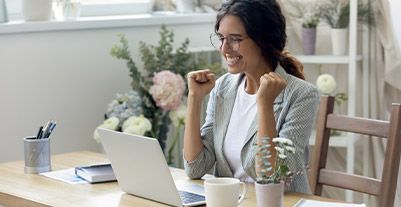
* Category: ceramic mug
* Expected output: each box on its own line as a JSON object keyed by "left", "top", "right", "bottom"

{"left": 204, "top": 177, "right": 247, "bottom": 207}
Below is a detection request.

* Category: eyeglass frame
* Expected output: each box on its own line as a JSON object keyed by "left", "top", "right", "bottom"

{"left": 209, "top": 33, "right": 249, "bottom": 51}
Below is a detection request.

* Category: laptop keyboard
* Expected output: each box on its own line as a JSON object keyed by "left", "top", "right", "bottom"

{"left": 178, "top": 191, "right": 205, "bottom": 204}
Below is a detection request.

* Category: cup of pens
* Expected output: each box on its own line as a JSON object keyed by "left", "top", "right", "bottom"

{"left": 24, "top": 120, "right": 56, "bottom": 174}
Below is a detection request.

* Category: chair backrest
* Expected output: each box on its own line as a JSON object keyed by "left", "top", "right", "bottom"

{"left": 309, "top": 95, "right": 401, "bottom": 207}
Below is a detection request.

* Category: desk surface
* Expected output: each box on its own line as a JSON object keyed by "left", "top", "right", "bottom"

{"left": 0, "top": 151, "right": 341, "bottom": 207}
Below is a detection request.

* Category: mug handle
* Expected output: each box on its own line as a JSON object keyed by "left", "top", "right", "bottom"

{"left": 238, "top": 182, "right": 247, "bottom": 204}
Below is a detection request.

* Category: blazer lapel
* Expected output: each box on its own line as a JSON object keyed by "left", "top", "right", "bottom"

{"left": 214, "top": 74, "right": 244, "bottom": 176}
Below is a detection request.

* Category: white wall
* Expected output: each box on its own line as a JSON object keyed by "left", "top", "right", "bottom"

{"left": 0, "top": 20, "right": 214, "bottom": 162}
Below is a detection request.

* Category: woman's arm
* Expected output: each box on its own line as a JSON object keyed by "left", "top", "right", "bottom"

{"left": 183, "top": 69, "right": 217, "bottom": 179}
{"left": 256, "top": 72, "right": 287, "bottom": 173}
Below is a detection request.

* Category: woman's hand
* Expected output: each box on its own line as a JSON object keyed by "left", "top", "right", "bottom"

{"left": 256, "top": 72, "right": 287, "bottom": 106}
{"left": 187, "top": 69, "right": 216, "bottom": 98}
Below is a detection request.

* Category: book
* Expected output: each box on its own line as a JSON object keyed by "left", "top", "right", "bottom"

{"left": 293, "top": 199, "right": 366, "bottom": 207}
{"left": 74, "top": 163, "right": 116, "bottom": 183}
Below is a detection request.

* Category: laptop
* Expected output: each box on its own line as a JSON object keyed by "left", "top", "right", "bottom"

{"left": 98, "top": 128, "right": 206, "bottom": 207}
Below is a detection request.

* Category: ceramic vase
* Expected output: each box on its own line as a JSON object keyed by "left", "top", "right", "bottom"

{"left": 255, "top": 182, "right": 284, "bottom": 207}
{"left": 331, "top": 28, "right": 348, "bottom": 56}
{"left": 22, "top": 0, "right": 52, "bottom": 21}
{"left": 301, "top": 27, "right": 317, "bottom": 55}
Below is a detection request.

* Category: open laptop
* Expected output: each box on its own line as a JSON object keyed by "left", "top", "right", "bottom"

{"left": 98, "top": 128, "right": 206, "bottom": 207}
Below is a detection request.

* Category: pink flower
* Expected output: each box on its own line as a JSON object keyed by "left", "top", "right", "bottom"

{"left": 149, "top": 70, "right": 185, "bottom": 111}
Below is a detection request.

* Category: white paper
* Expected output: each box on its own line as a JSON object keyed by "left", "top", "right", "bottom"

{"left": 40, "top": 168, "right": 88, "bottom": 184}
{"left": 293, "top": 199, "right": 366, "bottom": 207}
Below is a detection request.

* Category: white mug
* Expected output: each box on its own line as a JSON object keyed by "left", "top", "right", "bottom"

{"left": 204, "top": 177, "right": 247, "bottom": 207}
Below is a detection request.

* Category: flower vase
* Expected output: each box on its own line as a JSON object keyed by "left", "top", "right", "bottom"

{"left": 301, "top": 27, "right": 317, "bottom": 55}
{"left": 331, "top": 28, "right": 348, "bottom": 56}
{"left": 22, "top": 0, "right": 52, "bottom": 21}
{"left": 255, "top": 182, "right": 284, "bottom": 207}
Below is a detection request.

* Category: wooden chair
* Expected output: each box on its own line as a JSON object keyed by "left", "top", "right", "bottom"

{"left": 309, "top": 95, "right": 401, "bottom": 207}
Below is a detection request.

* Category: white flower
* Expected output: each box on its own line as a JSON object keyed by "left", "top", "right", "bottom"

{"left": 285, "top": 146, "right": 296, "bottom": 154}
{"left": 93, "top": 117, "right": 120, "bottom": 142}
{"left": 106, "top": 90, "right": 143, "bottom": 128}
{"left": 272, "top": 137, "right": 293, "bottom": 146}
{"left": 122, "top": 115, "right": 152, "bottom": 136}
{"left": 169, "top": 103, "right": 187, "bottom": 127}
{"left": 316, "top": 73, "right": 336, "bottom": 94}
{"left": 278, "top": 154, "right": 287, "bottom": 159}
{"left": 274, "top": 146, "right": 285, "bottom": 154}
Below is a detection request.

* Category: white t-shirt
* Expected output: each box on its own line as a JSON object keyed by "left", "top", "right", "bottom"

{"left": 223, "top": 78, "right": 257, "bottom": 183}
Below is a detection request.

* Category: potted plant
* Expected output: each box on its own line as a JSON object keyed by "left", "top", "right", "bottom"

{"left": 254, "top": 137, "right": 296, "bottom": 207}
{"left": 322, "top": 0, "right": 375, "bottom": 55}
{"left": 285, "top": 0, "right": 323, "bottom": 55}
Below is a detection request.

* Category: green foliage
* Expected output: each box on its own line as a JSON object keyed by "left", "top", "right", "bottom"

{"left": 285, "top": 0, "right": 323, "bottom": 28}
{"left": 322, "top": 0, "right": 375, "bottom": 29}
{"left": 255, "top": 137, "right": 296, "bottom": 184}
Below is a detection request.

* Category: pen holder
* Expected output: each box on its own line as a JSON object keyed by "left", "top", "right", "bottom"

{"left": 24, "top": 136, "right": 51, "bottom": 174}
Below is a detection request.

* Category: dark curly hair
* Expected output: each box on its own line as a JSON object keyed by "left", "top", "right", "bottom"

{"left": 215, "top": 0, "right": 304, "bottom": 80}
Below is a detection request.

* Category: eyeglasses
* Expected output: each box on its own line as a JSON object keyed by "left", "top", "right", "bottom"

{"left": 209, "top": 33, "right": 249, "bottom": 51}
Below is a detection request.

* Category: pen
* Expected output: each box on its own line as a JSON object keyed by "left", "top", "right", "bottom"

{"left": 46, "top": 122, "right": 57, "bottom": 138}
{"left": 41, "top": 120, "right": 52, "bottom": 139}
{"left": 36, "top": 126, "right": 43, "bottom": 139}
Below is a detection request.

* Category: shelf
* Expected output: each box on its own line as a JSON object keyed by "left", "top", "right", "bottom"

{"left": 295, "top": 55, "right": 363, "bottom": 64}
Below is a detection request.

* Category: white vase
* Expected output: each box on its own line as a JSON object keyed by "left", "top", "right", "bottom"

{"left": 331, "top": 28, "right": 348, "bottom": 56}
{"left": 22, "top": 0, "right": 52, "bottom": 21}
{"left": 255, "top": 182, "right": 284, "bottom": 207}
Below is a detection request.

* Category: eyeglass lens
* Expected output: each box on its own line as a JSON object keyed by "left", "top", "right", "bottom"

{"left": 210, "top": 34, "right": 241, "bottom": 51}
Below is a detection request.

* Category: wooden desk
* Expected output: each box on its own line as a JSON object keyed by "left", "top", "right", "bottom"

{"left": 0, "top": 151, "right": 340, "bottom": 207}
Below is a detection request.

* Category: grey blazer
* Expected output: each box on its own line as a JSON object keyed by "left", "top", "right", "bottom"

{"left": 184, "top": 66, "right": 319, "bottom": 193}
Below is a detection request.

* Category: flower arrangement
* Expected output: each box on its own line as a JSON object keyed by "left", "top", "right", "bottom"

{"left": 255, "top": 137, "right": 296, "bottom": 184}
{"left": 94, "top": 26, "right": 225, "bottom": 164}
{"left": 284, "top": 0, "right": 324, "bottom": 28}
{"left": 99, "top": 25, "right": 195, "bottom": 154}
{"left": 321, "top": 0, "right": 375, "bottom": 29}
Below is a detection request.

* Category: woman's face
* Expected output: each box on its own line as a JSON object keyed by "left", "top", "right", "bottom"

{"left": 217, "top": 15, "right": 268, "bottom": 75}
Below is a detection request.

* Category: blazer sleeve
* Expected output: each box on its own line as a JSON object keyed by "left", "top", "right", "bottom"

{"left": 183, "top": 84, "right": 218, "bottom": 179}
{"left": 278, "top": 85, "right": 319, "bottom": 175}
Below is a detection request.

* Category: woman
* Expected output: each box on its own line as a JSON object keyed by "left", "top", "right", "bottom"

{"left": 183, "top": 0, "right": 319, "bottom": 193}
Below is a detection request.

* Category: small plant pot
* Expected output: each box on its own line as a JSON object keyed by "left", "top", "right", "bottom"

{"left": 255, "top": 182, "right": 284, "bottom": 207}
{"left": 302, "top": 27, "right": 317, "bottom": 55}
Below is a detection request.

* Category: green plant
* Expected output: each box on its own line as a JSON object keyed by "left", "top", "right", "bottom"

{"left": 284, "top": 0, "right": 324, "bottom": 28}
{"left": 255, "top": 137, "right": 296, "bottom": 184}
{"left": 322, "top": 0, "right": 375, "bottom": 29}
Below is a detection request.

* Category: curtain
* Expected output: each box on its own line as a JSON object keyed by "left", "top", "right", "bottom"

{"left": 370, "top": 0, "right": 401, "bottom": 205}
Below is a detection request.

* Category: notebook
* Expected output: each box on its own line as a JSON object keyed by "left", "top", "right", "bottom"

{"left": 97, "top": 128, "right": 206, "bottom": 207}
{"left": 75, "top": 163, "right": 116, "bottom": 183}
{"left": 293, "top": 199, "right": 366, "bottom": 207}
